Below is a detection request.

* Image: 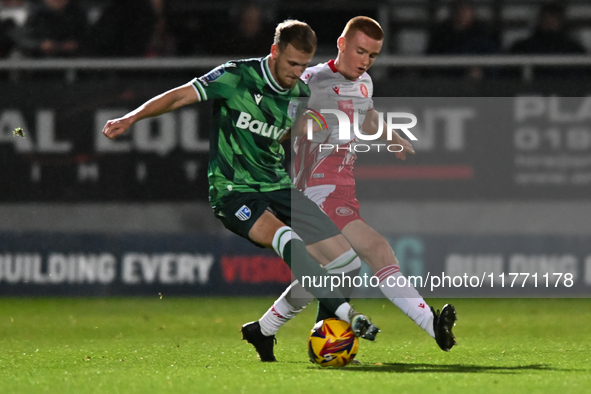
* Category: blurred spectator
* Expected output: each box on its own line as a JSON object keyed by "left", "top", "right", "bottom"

{"left": 509, "top": 3, "right": 586, "bottom": 79}
{"left": 86, "top": 0, "right": 156, "bottom": 57}
{"left": 0, "top": 17, "right": 16, "bottom": 58}
{"left": 209, "top": 2, "right": 272, "bottom": 57}
{"left": 14, "top": 0, "right": 88, "bottom": 57}
{"left": 510, "top": 3, "right": 585, "bottom": 55}
{"left": 426, "top": 0, "right": 498, "bottom": 78}
{"left": 145, "top": 0, "right": 177, "bottom": 57}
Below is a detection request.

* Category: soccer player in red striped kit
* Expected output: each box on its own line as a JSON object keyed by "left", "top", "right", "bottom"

{"left": 242, "top": 16, "right": 457, "bottom": 362}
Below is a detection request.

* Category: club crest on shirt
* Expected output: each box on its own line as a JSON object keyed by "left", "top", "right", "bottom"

{"left": 235, "top": 205, "right": 252, "bottom": 221}
{"left": 336, "top": 207, "right": 354, "bottom": 216}
{"left": 288, "top": 100, "right": 299, "bottom": 120}
{"left": 360, "top": 84, "right": 368, "bottom": 98}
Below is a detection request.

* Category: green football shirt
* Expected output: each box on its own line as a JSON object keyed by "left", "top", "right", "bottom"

{"left": 191, "top": 55, "right": 309, "bottom": 206}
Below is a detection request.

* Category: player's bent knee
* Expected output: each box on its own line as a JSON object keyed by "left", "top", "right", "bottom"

{"left": 248, "top": 211, "right": 287, "bottom": 247}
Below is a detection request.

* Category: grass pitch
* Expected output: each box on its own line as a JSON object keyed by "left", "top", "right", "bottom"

{"left": 1, "top": 297, "right": 590, "bottom": 394}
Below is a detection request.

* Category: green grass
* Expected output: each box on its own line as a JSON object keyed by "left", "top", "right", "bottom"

{"left": 1, "top": 298, "right": 590, "bottom": 394}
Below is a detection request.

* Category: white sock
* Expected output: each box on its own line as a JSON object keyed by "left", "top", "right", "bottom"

{"left": 324, "top": 248, "right": 361, "bottom": 274}
{"left": 259, "top": 281, "right": 312, "bottom": 336}
{"left": 334, "top": 302, "right": 353, "bottom": 322}
{"left": 258, "top": 248, "right": 361, "bottom": 336}
{"left": 272, "top": 226, "right": 300, "bottom": 259}
{"left": 375, "top": 265, "right": 435, "bottom": 338}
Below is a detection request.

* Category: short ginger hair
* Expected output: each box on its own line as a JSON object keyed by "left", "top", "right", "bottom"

{"left": 341, "top": 16, "right": 384, "bottom": 41}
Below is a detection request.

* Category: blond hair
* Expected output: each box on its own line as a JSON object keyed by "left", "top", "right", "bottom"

{"left": 274, "top": 19, "right": 317, "bottom": 54}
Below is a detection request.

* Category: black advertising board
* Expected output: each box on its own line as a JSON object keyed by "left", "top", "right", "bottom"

{"left": 1, "top": 231, "right": 589, "bottom": 298}
{"left": 1, "top": 80, "right": 590, "bottom": 201}
{"left": 0, "top": 80, "right": 211, "bottom": 201}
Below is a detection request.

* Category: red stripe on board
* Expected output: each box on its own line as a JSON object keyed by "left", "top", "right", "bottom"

{"left": 355, "top": 165, "right": 474, "bottom": 180}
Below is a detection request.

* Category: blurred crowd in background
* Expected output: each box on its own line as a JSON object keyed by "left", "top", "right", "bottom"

{"left": 0, "top": 0, "right": 589, "bottom": 70}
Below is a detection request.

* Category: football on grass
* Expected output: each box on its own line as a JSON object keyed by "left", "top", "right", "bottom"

{"left": 308, "top": 318, "right": 359, "bottom": 367}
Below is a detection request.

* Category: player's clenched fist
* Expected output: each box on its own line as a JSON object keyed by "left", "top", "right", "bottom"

{"left": 102, "top": 118, "right": 133, "bottom": 140}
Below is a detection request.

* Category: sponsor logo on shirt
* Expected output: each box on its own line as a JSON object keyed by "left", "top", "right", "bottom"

{"left": 236, "top": 112, "right": 288, "bottom": 140}
{"left": 333, "top": 86, "right": 340, "bottom": 95}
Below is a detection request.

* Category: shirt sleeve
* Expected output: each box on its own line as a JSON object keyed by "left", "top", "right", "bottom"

{"left": 190, "top": 63, "right": 241, "bottom": 102}
{"left": 300, "top": 66, "right": 317, "bottom": 85}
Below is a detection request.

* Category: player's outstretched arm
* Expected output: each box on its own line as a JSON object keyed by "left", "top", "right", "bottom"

{"left": 102, "top": 84, "right": 199, "bottom": 140}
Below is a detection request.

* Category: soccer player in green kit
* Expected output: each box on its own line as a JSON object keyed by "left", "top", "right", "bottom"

{"left": 101, "top": 20, "right": 379, "bottom": 352}
{"left": 244, "top": 17, "right": 457, "bottom": 363}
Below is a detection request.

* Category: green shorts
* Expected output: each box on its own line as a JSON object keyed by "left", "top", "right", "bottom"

{"left": 213, "top": 188, "right": 340, "bottom": 247}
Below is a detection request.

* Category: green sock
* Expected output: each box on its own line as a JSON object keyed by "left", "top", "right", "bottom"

{"left": 315, "top": 267, "right": 360, "bottom": 322}
{"left": 283, "top": 239, "right": 347, "bottom": 315}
